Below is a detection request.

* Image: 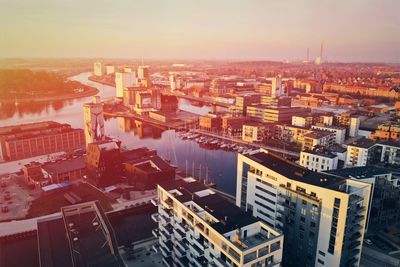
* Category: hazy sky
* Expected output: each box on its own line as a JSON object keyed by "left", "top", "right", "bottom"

{"left": 1, "top": 0, "right": 399, "bottom": 62}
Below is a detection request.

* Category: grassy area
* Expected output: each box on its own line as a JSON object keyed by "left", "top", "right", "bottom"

{"left": 27, "top": 182, "right": 115, "bottom": 218}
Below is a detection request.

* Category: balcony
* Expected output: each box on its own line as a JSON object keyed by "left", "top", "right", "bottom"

{"left": 175, "top": 221, "right": 187, "bottom": 233}
{"left": 152, "top": 244, "right": 159, "bottom": 253}
{"left": 151, "top": 198, "right": 158, "bottom": 206}
{"left": 174, "top": 244, "right": 187, "bottom": 258}
{"left": 151, "top": 213, "right": 159, "bottom": 223}
{"left": 174, "top": 227, "right": 185, "bottom": 240}
{"left": 176, "top": 256, "right": 190, "bottom": 267}
{"left": 162, "top": 256, "right": 173, "bottom": 267}
{"left": 159, "top": 206, "right": 172, "bottom": 218}
{"left": 213, "top": 257, "right": 226, "bottom": 267}
{"left": 190, "top": 242, "right": 204, "bottom": 258}
{"left": 193, "top": 256, "right": 208, "bottom": 267}
{"left": 160, "top": 245, "right": 171, "bottom": 258}
{"left": 152, "top": 229, "right": 159, "bottom": 238}
{"left": 176, "top": 238, "right": 188, "bottom": 252}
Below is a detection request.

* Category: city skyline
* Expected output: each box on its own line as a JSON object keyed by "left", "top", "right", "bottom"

{"left": 1, "top": 0, "right": 399, "bottom": 62}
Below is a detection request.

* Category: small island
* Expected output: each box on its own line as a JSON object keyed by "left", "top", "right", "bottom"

{"left": 0, "top": 69, "right": 98, "bottom": 103}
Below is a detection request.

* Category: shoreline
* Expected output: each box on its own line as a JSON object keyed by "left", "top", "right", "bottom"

{"left": 0, "top": 85, "right": 99, "bottom": 104}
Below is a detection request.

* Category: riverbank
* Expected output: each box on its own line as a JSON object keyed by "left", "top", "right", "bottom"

{"left": 88, "top": 75, "right": 115, "bottom": 87}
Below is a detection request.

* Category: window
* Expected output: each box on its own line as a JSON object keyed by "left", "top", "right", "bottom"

{"left": 317, "top": 259, "right": 325, "bottom": 265}
{"left": 318, "top": 251, "right": 326, "bottom": 257}
{"left": 300, "top": 216, "right": 306, "bottom": 222}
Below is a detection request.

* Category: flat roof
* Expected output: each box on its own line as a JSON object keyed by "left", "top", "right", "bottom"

{"left": 245, "top": 151, "right": 347, "bottom": 191}
{"left": 158, "top": 179, "right": 258, "bottom": 234}
{"left": 348, "top": 137, "right": 376, "bottom": 149}
{"left": 326, "top": 166, "right": 391, "bottom": 179}
{"left": 42, "top": 157, "right": 85, "bottom": 175}
{"left": 302, "top": 149, "right": 337, "bottom": 159}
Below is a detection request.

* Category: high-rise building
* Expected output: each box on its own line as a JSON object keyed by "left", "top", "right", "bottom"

{"left": 105, "top": 64, "right": 115, "bottom": 75}
{"left": 115, "top": 70, "right": 137, "bottom": 98}
{"left": 83, "top": 96, "right": 105, "bottom": 145}
{"left": 137, "top": 65, "right": 150, "bottom": 80}
{"left": 152, "top": 177, "right": 284, "bottom": 267}
{"left": 271, "top": 76, "right": 283, "bottom": 97}
{"left": 236, "top": 149, "right": 371, "bottom": 267}
{"left": 93, "top": 61, "right": 103, "bottom": 76}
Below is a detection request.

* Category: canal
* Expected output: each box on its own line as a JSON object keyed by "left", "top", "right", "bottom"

{"left": 0, "top": 73, "right": 238, "bottom": 196}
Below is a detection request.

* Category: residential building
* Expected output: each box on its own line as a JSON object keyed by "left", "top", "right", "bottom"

{"left": 153, "top": 177, "right": 284, "bottom": 267}
{"left": 199, "top": 113, "right": 222, "bottom": 132}
{"left": 246, "top": 104, "right": 309, "bottom": 124}
{"left": 237, "top": 149, "right": 372, "bottom": 267}
{"left": 370, "top": 122, "right": 400, "bottom": 141}
{"left": 345, "top": 138, "right": 381, "bottom": 167}
{"left": 300, "top": 149, "right": 338, "bottom": 172}
{"left": 41, "top": 157, "right": 86, "bottom": 184}
{"left": 311, "top": 124, "right": 346, "bottom": 144}
{"left": 292, "top": 114, "right": 315, "bottom": 128}
{"left": 260, "top": 96, "right": 291, "bottom": 107}
{"left": 302, "top": 130, "right": 336, "bottom": 150}
{"left": 235, "top": 95, "right": 261, "bottom": 116}
{"left": 0, "top": 121, "right": 85, "bottom": 161}
{"left": 115, "top": 71, "right": 137, "bottom": 98}
{"left": 326, "top": 166, "right": 399, "bottom": 229}
{"left": 83, "top": 96, "right": 105, "bottom": 145}
{"left": 242, "top": 122, "right": 267, "bottom": 143}
{"left": 222, "top": 116, "right": 251, "bottom": 138}
{"left": 93, "top": 61, "right": 103, "bottom": 76}
{"left": 137, "top": 65, "right": 150, "bottom": 80}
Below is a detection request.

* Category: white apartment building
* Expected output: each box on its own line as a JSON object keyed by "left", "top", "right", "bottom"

{"left": 105, "top": 64, "right": 115, "bottom": 74}
{"left": 93, "top": 61, "right": 103, "bottom": 76}
{"left": 349, "top": 117, "right": 360, "bottom": 137}
{"left": 237, "top": 149, "right": 371, "bottom": 267}
{"left": 115, "top": 71, "right": 137, "bottom": 98}
{"left": 152, "top": 177, "right": 284, "bottom": 267}
{"left": 292, "top": 115, "right": 314, "bottom": 128}
{"left": 311, "top": 125, "right": 346, "bottom": 144}
{"left": 345, "top": 138, "right": 378, "bottom": 167}
{"left": 242, "top": 123, "right": 266, "bottom": 143}
{"left": 300, "top": 149, "right": 338, "bottom": 172}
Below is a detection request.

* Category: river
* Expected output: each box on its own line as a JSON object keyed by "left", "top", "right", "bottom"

{"left": 0, "top": 72, "right": 238, "bottom": 195}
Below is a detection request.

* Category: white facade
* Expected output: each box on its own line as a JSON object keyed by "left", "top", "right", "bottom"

{"left": 236, "top": 150, "right": 371, "bottom": 267}
{"left": 115, "top": 71, "right": 137, "bottom": 98}
{"left": 349, "top": 117, "right": 360, "bottom": 137}
{"left": 300, "top": 150, "right": 338, "bottom": 172}
{"left": 83, "top": 96, "right": 105, "bottom": 145}
{"left": 137, "top": 65, "right": 149, "bottom": 80}
{"left": 311, "top": 125, "right": 346, "bottom": 144}
{"left": 271, "top": 76, "right": 283, "bottom": 97}
{"left": 105, "top": 65, "right": 115, "bottom": 75}
{"left": 292, "top": 116, "right": 313, "bottom": 128}
{"left": 153, "top": 178, "right": 283, "bottom": 267}
{"left": 242, "top": 124, "right": 264, "bottom": 143}
{"left": 93, "top": 61, "right": 103, "bottom": 76}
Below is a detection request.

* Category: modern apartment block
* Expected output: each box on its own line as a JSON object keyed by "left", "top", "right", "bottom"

{"left": 0, "top": 121, "right": 85, "bottom": 161}
{"left": 152, "top": 177, "right": 284, "bottom": 267}
{"left": 236, "top": 149, "right": 372, "bottom": 267}
{"left": 300, "top": 149, "right": 338, "bottom": 172}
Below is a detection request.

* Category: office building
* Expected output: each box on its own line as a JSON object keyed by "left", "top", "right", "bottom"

{"left": 237, "top": 149, "right": 372, "bottom": 267}
{"left": 235, "top": 94, "right": 261, "bottom": 116}
{"left": 300, "top": 149, "right": 338, "bottom": 172}
{"left": 153, "top": 177, "right": 284, "bottom": 267}
{"left": 0, "top": 121, "right": 85, "bottom": 161}
{"left": 83, "top": 96, "right": 105, "bottom": 145}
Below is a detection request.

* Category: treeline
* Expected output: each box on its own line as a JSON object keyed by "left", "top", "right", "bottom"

{"left": 0, "top": 69, "right": 82, "bottom": 98}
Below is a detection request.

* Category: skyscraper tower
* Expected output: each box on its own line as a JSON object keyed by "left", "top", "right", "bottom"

{"left": 320, "top": 41, "right": 324, "bottom": 61}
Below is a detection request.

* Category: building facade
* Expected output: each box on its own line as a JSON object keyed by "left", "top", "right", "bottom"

{"left": 83, "top": 96, "right": 105, "bottom": 146}
{"left": 300, "top": 149, "right": 339, "bottom": 172}
{"left": 153, "top": 178, "right": 284, "bottom": 267}
{"left": 236, "top": 150, "right": 371, "bottom": 267}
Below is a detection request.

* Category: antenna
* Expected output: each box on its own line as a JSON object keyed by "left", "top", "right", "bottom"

{"left": 307, "top": 48, "right": 309, "bottom": 62}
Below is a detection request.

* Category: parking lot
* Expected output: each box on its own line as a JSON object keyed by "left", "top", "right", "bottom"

{"left": 0, "top": 174, "right": 40, "bottom": 222}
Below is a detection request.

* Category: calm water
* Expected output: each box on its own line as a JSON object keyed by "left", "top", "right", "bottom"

{"left": 0, "top": 73, "right": 238, "bottom": 195}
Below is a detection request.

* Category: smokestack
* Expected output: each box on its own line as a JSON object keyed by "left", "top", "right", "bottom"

{"left": 320, "top": 41, "right": 324, "bottom": 60}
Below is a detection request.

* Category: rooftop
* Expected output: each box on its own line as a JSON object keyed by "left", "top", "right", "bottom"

{"left": 42, "top": 157, "right": 86, "bottom": 175}
{"left": 158, "top": 178, "right": 258, "bottom": 234}
{"left": 304, "top": 130, "right": 333, "bottom": 139}
{"left": 302, "top": 149, "right": 338, "bottom": 159}
{"left": 245, "top": 150, "right": 347, "bottom": 191}
{"left": 348, "top": 137, "right": 376, "bottom": 149}
{"left": 326, "top": 166, "right": 392, "bottom": 179}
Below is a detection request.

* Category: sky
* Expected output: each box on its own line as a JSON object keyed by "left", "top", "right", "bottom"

{"left": 0, "top": 0, "right": 399, "bottom": 62}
